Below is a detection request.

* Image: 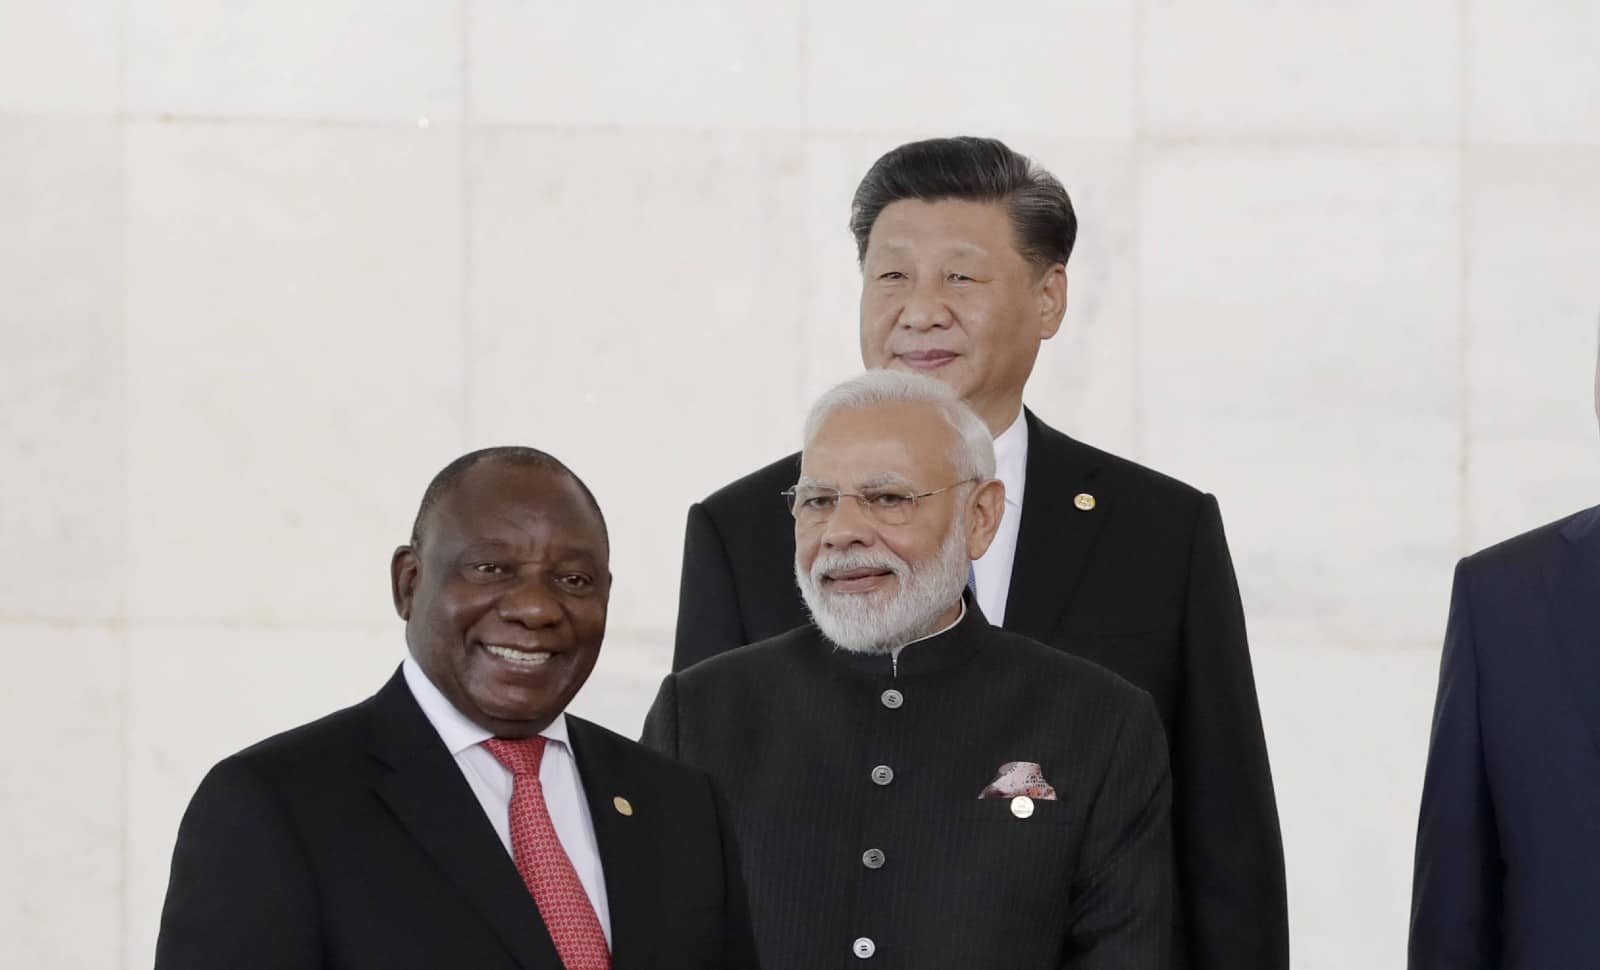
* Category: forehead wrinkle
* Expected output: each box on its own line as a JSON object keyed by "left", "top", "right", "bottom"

{"left": 795, "top": 472, "right": 918, "bottom": 493}
{"left": 856, "top": 473, "right": 914, "bottom": 490}
{"left": 868, "top": 238, "right": 990, "bottom": 260}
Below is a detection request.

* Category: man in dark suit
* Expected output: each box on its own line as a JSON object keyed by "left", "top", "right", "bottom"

{"left": 646, "top": 370, "right": 1174, "bottom": 969}
{"left": 1409, "top": 350, "right": 1600, "bottom": 969}
{"left": 156, "top": 447, "right": 758, "bottom": 970}
{"left": 674, "top": 136, "right": 1286, "bottom": 970}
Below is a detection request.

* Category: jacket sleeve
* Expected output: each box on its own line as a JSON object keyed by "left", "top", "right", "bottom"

{"left": 1408, "top": 559, "right": 1501, "bottom": 970}
{"left": 1064, "top": 692, "right": 1175, "bottom": 970}
{"left": 154, "top": 757, "right": 321, "bottom": 970}
{"left": 640, "top": 674, "right": 681, "bottom": 758}
{"left": 673, "top": 502, "right": 746, "bottom": 671}
{"left": 1173, "top": 494, "right": 1289, "bottom": 970}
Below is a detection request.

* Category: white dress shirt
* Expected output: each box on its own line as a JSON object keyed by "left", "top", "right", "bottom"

{"left": 971, "top": 408, "right": 1028, "bottom": 624}
{"left": 402, "top": 655, "right": 612, "bottom": 945}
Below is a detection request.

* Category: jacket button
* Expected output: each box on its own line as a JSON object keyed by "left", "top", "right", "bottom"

{"left": 852, "top": 937, "right": 876, "bottom": 959}
{"left": 862, "top": 848, "right": 885, "bottom": 869}
{"left": 870, "top": 764, "right": 894, "bottom": 786}
{"left": 880, "top": 688, "right": 903, "bottom": 709}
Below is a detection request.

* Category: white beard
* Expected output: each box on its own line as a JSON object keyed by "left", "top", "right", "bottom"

{"left": 795, "top": 520, "right": 971, "bottom": 654}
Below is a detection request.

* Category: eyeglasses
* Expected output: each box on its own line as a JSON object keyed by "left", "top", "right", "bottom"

{"left": 780, "top": 479, "right": 977, "bottom": 527}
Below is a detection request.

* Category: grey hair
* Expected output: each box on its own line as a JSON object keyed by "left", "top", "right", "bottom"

{"left": 802, "top": 370, "right": 997, "bottom": 481}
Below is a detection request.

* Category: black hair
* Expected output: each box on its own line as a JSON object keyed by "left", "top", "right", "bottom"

{"left": 849, "top": 136, "right": 1077, "bottom": 272}
{"left": 409, "top": 446, "right": 607, "bottom": 548}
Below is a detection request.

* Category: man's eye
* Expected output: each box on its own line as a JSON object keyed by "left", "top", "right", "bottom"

{"left": 948, "top": 272, "right": 973, "bottom": 282}
{"left": 557, "top": 574, "right": 593, "bottom": 589}
{"left": 471, "top": 562, "right": 508, "bottom": 575}
{"left": 867, "top": 492, "right": 912, "bottom": 508}
{"left": 877, "top": 271, "right": 906, "bottom": 281}
{"left": 802, "top": 495, "right": 839, "bottom": 511}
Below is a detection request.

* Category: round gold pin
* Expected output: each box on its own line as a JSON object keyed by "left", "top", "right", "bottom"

{"left": 1010, "top": 795, "right": 1035, "bottom": 819}
{"left": 613, "top": 796, "right": 633, "bottom": 817}
{"left": 1073, "top": 493, "right": 1096, "bottom": 511}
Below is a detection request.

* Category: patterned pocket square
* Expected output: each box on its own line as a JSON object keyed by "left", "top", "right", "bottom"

{"left": 978, "top": 761, "right": 1058, "bottom": 800}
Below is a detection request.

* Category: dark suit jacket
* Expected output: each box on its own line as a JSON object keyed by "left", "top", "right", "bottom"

{"left": 674, "top": 410, "right": 1287, "bottom": 970}
{"left": 644, "top": 604, "right": 1174, "bottom": 970}
{"left": 1410, "top": 504, "right": 1600, "bottom": 970}
{"left": 155, "top": 668, "right": 758, "bottom": 970}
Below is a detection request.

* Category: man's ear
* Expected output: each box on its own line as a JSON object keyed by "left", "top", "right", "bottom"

{"left": 391, "top": 545, "right": 420, "bottom": 620}
{"left": 964, "top": 478, "right": 1007, "bottom": 561}
{"left": 1038, "top": 265, "right": 1067, "bottom": 341}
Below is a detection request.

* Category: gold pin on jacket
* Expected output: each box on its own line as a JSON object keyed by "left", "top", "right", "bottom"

{"left": 1074, "top": 493, "right": 1096, "bottom": 511}
{"left": 613, "top": 796, "right": 633, "bottom": 817}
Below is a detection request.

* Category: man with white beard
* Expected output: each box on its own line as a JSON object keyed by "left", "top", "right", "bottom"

{"left": 642, "top": 370, "right": 1174, "bottom": 970}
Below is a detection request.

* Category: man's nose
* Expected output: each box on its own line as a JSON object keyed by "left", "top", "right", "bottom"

{"left": 820, "top": 496, "right": 876, "bottom": 549}
{"left": 897, "top": 278, "right": 954, "bottom": 331}
{"left": 497, "top": 573, "right": 562, "bottom": 627}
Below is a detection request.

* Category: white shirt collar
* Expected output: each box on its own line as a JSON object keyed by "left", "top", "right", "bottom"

{"left": 402, "top": 653, "right": 570, "bottom": 755}
{"left": 992, "top": 408, "right": 1028, "bottom": 510}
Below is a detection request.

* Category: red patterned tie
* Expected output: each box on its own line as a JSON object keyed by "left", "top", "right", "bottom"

{"left": 482, "top": 736, "right": 611, "bottom": 970}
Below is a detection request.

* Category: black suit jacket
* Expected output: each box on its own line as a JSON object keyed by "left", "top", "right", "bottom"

{"left": 155, "top": 668, "right": 758, "bottom": 970}
{"left": 645, "top": 604, "right": 1174, "bottom": 970}
{"left": 1409, "top": 505, "right": 1600, "bottom": 970}
{"left": 673, "top": 411, "right": 1286, "bottom": 970}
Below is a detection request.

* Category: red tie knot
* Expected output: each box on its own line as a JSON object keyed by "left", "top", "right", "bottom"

{"left": 482, "top": 735, "right": 548, "bottom": 777}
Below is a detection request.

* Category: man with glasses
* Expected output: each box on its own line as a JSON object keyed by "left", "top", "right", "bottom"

{"left": 644, "top": 370, "right": 1174, "bottom": 970}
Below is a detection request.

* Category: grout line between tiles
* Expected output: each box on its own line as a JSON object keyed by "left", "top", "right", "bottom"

{"left": 460, "top": 0, "right": 474, "bottom": 445}
{"left": 116, "top": 0, "right": 132, "bottom": 963}
{"left": 1457, "top": 0, "right": 1473, "bottom": 557}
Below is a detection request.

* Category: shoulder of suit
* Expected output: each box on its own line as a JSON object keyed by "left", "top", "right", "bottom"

{"left": 566, "top": 714, "right": 719, "bottom": 788}
{"left": 207, "top": 692, "right": 376, "bottom": 786}
{"left": 673, "top": 622, "right": 822, "bottom": 687}
{"left": 697, "top": 452, "right": 803, "bottom": 514}
{"left": 1460, "top": 502, "right": 1600, "bottom": 577}
{"left": 978, "top": 623, "right": 1151, "bottom": 707}
{"left": 1030, "top": 416, "right": 1207, "bottom": 506}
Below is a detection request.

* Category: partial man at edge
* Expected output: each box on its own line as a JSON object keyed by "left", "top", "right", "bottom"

{"left": 1410, "top": 330, "right": 1600, "bottom": 970}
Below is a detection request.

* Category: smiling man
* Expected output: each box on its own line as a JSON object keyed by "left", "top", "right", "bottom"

{"left": 645, "top": 371, "right": 1174, "bottom": 970}
{"left": 156, "top": 447, "right": 757, "bottom": 970}
{"left": 673, "top": 136, "right": 1286, "bottom": 970}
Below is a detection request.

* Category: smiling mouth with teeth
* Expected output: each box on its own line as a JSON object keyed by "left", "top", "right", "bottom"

{"left": 484, "top": 643, "right": 555, "bottom": 666}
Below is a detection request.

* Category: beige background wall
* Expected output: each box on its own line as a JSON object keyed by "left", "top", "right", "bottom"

{"left": 3, "top": 2, "right": 1599, "bottom": 967}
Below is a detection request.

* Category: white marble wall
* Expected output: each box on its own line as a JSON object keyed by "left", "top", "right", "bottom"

{"left": 2, "top": 3, "right": 1597, "bottom": 968}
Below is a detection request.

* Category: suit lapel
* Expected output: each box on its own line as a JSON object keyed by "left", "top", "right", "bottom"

{"left": 1003, "top": 412, "right": 1112, "bottom": 642}
{"left": 1547, "top": 506, "right": 1600, "bottom": 753}
{"left": 366, "top": 671, "right": 563, "bottom": 970}
{"left": 568, "top": 717, "right": 656, "bottom": 970}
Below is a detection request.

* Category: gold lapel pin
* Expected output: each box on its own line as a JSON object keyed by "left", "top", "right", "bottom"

{"left": 613, "top": 796, "right": 633, "bottom": 817}
{"left": 1073, "top": 493, "right": 1096, "bottom": 511}
{"left": 1010, "top": 795, "right": 1035, "bottom": 819}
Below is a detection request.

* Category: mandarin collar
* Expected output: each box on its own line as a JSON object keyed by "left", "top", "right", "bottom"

{"left": 823, "top": 594, "right": 990, "bottom": 680}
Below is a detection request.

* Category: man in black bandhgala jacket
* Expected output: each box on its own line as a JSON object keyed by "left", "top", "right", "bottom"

{"left": 646, "top": 371, "right": 1172, "bottom": 970}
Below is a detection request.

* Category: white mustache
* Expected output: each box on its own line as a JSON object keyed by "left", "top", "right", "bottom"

{"left": 812, "top": 550, "right": 907, "bottom": 585}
